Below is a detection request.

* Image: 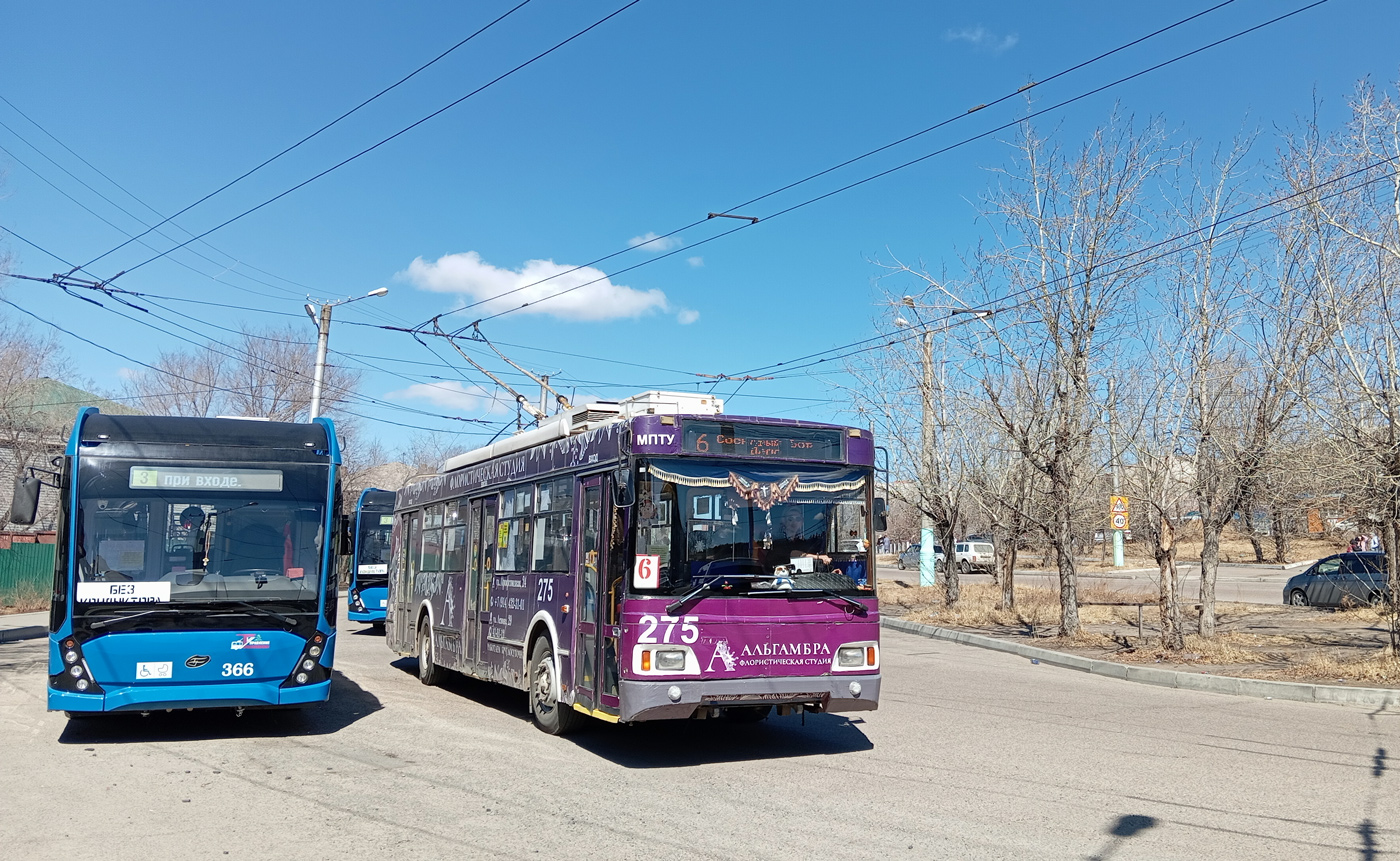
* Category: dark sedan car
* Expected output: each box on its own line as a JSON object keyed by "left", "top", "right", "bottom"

{"left": 1283, "top": 552, "right": 1391, "bottom": 608}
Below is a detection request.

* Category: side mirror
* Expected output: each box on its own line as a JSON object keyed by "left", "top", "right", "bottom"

{"left": 10, "top": 477, "right": 40, "bottom": 525}
{"left": 873, "top": 497, "right": 888, "bottom": 532}
{"left": 611, "top": 467, "right": 635, "bottom": 508}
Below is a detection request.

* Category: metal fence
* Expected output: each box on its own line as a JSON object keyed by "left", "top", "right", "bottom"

{"left": 0, "top": 542, "right": 55, "bottom": 602}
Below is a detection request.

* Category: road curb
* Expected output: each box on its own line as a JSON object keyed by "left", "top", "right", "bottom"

{"left": 881, "top": 617, "right": 1400, "bottom": 708}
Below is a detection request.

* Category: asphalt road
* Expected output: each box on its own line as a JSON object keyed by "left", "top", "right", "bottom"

{"left": 0, "top": 609, "right": 1394, "bottom": 860}
{"left": 878, "top": 563, "right": 1299, "bottom": 606}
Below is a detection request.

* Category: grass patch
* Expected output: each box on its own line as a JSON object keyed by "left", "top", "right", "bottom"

{"left": 0, "top": 582, "right": 50, "bottom": 614}
{"left": 1271, "top": 649, "right": 1400, "bottom": 685}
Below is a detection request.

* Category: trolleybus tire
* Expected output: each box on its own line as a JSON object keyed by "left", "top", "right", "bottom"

{"left": 418, "top": 622, "right": 442, "bottom": 686}
{"left": 529, "top": 637, "right": 583, "bottom": 735}
{"left": 372, "top": 621, "right": 386, "bottom": 635}
{"left": 63, "top": 711, "right": 101, "bottom": 720}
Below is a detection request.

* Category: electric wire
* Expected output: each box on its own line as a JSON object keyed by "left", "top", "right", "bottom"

{"left": 76, "top": 0, "right": 538, "bottom": 272}
{"left": 467, "top": 0, "right": 1334, "bottom": 326}
{"left": 417, "top": 0, "right": 1280, "bottom": 328}
{"left": 109, "top": 0, "right": 644, "bottom": 280}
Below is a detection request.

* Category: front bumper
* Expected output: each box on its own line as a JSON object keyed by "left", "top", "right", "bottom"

{"left": 348, "top": 586, "right": 388, "bottom": 622}
{"left": 617, "top": 673, "right": 880, "bottom": 722}
{"left": 50, "top": 679, "right": 331, "bottom": 713}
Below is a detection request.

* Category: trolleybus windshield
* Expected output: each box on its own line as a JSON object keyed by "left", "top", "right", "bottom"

{"left": 73, "top": 458, "right": 329, "bottom": 607}
{"left": 634, "top": 460, "right": 872, "bottom": 595}
{"left": 355, "top": 510, "right": 393, "bottom": 583}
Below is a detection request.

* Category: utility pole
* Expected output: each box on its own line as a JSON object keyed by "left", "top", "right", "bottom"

{"left": 918, "top": 326, "right": 939, "bottom": 588}
{"left": 1109, "top": 377, "right": 1124, "bottom": 568}
{"left": 305, "top": 287, "right": 389, "bottom": 419}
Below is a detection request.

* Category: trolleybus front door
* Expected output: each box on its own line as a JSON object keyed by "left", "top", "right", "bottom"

{"left": 573, "top": 477, "right": 605, "bottom": 713}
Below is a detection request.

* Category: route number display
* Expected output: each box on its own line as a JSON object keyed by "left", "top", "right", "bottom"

{"left": 633, "top": 554, "right": 661, "bottom": 589}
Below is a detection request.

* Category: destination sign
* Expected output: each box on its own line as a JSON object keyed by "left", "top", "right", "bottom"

{"left": 129, "top": 466, "right": 284, "bottom": 492}
{"left": 681, "top": 421, "right": 844, "bottom": 461}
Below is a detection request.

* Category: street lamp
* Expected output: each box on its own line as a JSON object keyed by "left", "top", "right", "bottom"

{"left": 304, "top": 287, "right": 390, "bottom": 419}
{"left": 896, "top": 298, "right": 939, "bottom": 589}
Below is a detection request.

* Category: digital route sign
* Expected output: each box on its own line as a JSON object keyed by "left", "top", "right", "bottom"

{"left": 681, "top": 421, "right": 844, "bottom": 461}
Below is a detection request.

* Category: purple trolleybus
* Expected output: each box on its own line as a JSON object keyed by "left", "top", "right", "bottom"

{"left": 385, "top": 391, "right": 884, "bottom": 734}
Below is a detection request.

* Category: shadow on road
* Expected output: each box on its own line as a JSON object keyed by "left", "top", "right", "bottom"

{"left": 389, "top": 656, "right": 874, "bottom": 766}
{"left": 1085, "top": 813, "right": 1158, "bottom": 860}
{"left": 55, "top": 669, "right": 382, "bottom": 745}
{"left": 389, "top": 656, "right": 532, "bottom": 723}
{"left": 569, "top": 712, "right": 874, "bottom": 768}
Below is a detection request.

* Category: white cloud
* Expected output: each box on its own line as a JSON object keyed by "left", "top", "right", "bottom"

{"left": 627, "top": 231, "right": 683, "bottom": 253}
{"left": 386, "top": 381, "right": 512, "bottom": 414}
{"left": 676, "top": 309, "right": 700, "bottom": 325}
{"left": 944, "top": 26, "right": 1018, "bottom": 54}
{"left": 686, "top": 256, "right": 704, "bottom": 268}
{"left": 398, "top": 251, "right": 669, "bottom": 321}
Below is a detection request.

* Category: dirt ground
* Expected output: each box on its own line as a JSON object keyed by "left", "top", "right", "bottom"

{"left": 881, "top": 580, "right": 1400, "bottom": 688}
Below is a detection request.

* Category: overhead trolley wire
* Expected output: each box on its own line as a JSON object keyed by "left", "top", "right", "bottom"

{"left": 742, "top": 155, "right": 1399, "bottom": 380}
{"left": 106, "top": 0, "right": 644, "bottom": 281}
{"left": 465, "top": 0, "right": 1334, "bottom": 327}
{"left": 412, "top": 0, "right": 1266, "bottom": 329}
{"left": 76, "top": 0, "right": 539, "bottom": 273}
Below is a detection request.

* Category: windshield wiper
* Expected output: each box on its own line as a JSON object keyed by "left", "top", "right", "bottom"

{"left": 89, "top": 608, "right": 188, "bottom": 630}
{"left": 665, "top": 574, "right": 774, "bottom": 615}
{"left": 212, "top": 601, "right": 298, "bottom": 627}
{"left": 746, "top": 588, "right": 869, "bottom": 614}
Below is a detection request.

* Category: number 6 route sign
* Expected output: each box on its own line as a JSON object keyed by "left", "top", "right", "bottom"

{"left": 634, "top": 555, "right": 661, "bottom": 589}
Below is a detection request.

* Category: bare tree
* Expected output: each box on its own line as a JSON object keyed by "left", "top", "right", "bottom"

{"left": 124, "top": 324, "right": 361, "bottom": 422}
{"left": 1280, "top": 79, "right": 1400, "bottom": 656}
{"left": 960, "top": 111, "right": 1179, "bottom": 636}
{"left": 0, "top": 314, "right": 73, "bottom": 525}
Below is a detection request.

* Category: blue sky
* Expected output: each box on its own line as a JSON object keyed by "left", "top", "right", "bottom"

{"left": 1, "top": 0, "right": 1396, "bottom": 453}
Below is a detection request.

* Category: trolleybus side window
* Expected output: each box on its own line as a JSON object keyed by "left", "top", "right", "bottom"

{"left": 421, "top": 503, "right": 444, "bottom": 572}
{"left": 532, "top": 477, "right": 573, "bottom": 572}
{"left": 443, "top": 500, "right": 468, "bottom": 573}
{"left": 496, "top": 485, "right": 532, "bottom": 572}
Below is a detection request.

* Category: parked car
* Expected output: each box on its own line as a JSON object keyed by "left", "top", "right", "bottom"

{"left": 1283, "top": 552, "right": 1390, "bottom": 608}
{"left": 954, "top": 540, "right": 996, "bottom": 574}
{"left": 896, "top": 543, "right": 945, "bottom": 571}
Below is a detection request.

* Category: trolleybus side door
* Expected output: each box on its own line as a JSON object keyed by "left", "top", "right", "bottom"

{"left": 393, "top": 511, "right": 421, "bottom": 649}
{"left": 573, "top": 476, "right": 604, "bottom": 712}
{"left": 474, "top": 497, "right": 497, "bottom": 667}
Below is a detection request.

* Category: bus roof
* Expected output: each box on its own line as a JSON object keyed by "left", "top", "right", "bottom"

{"left": 72, "top": 410, "right": 336, "bottom": 462}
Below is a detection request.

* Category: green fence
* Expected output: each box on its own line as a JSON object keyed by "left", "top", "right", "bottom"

{"left": 0, "top": 543, "right": 55, "bottom": 605}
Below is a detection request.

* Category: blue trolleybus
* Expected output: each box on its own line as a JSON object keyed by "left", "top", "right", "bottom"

{"left": 348, "top": 488, "right": 394, "bottom": 626}
{"left": 11, "top": 410, "right": 343, "bottom": 716}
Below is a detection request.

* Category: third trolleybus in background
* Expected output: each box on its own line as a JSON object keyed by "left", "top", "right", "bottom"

{"left": 348, "top": 488, "right": 395, "bottom": 628}
{"left": 386, "top": 391, "right": 884, "bottom": 734}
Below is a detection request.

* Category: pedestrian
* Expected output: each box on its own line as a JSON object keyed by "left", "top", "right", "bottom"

{"left": 1369, "top": 533, "right": 1382, "bottom": 552}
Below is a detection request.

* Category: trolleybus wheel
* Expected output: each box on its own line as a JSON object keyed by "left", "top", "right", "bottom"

{"left": 372, "top": 621, "right": 386, "bottom": 635}
{"left": 63, "top": 711, "right": 100, "bottom": 720}
{"left": 530, "top": 637, "right": 582, "bottom": 735}
{"left": 417, "top": 623, "right": 442, "bottom": 686}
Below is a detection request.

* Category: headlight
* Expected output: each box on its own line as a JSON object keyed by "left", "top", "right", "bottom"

{"left": 295, "top": 672, "right": 309, "bottom": 684}
{"left": 655, "top": 650, "right": 686, "bottom": 671}
{"left": 64, "top": 650, "right": 79, "bottom": 664}
{"left": 69, "top": 665, "right": 84, "bottom": 678}
{"left": 76, "top": 679, "right": 90, "bottom": 692}
{"left": 308, "top": 645, "right": 322, "bottom": 658}
{"left": 837, "top": 646, "right": 865, "bottom": 667}
{"left": 302, "top": 659, "right": 316, "bottom": 671}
